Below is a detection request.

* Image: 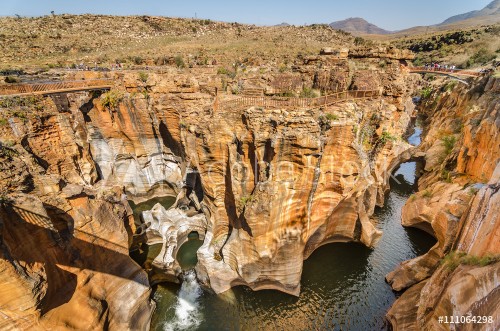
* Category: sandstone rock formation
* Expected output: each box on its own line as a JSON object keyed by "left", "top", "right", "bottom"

{"left": 5, "top": 43, "right": 492, "bottom": 330}
{"left": 0, "top": 92, "right": 156, "bottom": 330}
{"left": 386, "top": 76, "right": 500, "bottom": 330}
{"left": 0, "top": 189, "right": 153, "bottom": 330}
{"left": 142, "top": 203, "right": 207, "bottom": 284}
{"left": 179, "top": 63, "right": 417, "bottom": 295}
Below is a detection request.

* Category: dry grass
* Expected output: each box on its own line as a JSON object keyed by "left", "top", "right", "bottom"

{"left": 0, "top": 15, "right": 357, "bottom": 70}
{"left": 388, "top": 24, "right": 500, "bottom": 68}
{"left": 2, "top": 14, "right": 496, "bottom": 72}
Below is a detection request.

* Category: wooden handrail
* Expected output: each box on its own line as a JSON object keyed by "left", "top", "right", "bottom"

{"left": 0, "top": 79, "right": 114, "bottom": 96}
{"left": 216, "top": 90, "right": 379, "bottom": 112}
{"left": 408, "top": 66, "right": 482, "bottom": 77}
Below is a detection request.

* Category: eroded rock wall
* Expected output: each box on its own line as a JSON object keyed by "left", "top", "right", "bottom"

{"left": 386, "top": 76, "right": 500, "bottom": 330}
{"left": 0, "top": 89, "right": 163, "bottom": 330}
{"left": 0, "top": 53, "right": 425, "bottom": 328}
{"left": 184, "top": 94, "right": 416, "bottom": 295}
{"left": 0, "top": 188, "right": 153, "bottom": 330}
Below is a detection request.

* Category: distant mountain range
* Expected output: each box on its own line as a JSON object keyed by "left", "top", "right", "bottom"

{"left": 329, "top": 17, "right": 391, "bottom": 35}
{"left": 329, "top": 0, "right": 500, "bottom": 36}
{"left": 439, "top": 0, "right": 500, "bottom": 25}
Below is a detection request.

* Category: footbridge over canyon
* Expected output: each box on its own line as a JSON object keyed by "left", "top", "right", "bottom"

{"left": 215, "top": 89, "right": 380, "bottom": 112}
{"left": 0, "top": 79, "right": 113, "bottom": 97}
{"left": 408, "top": 66, "right": 483, "bottom": 78}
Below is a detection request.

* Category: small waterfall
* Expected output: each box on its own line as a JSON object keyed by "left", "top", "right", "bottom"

{"left": 163, "top": 270, "right": 203, "bottom": 331}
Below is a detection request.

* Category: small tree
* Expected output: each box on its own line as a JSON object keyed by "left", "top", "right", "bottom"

{"left": 100, "top": 90, "right": 123, "bottom": 109}
{"left": 354, "top": 36, "right": 365, "bottom": 46}
{"left": 138, "top": 72, "right": 148, "bottom": 83}
{"left": 175, "top": 55, "right": 185, "bottom": 69}
{"left": 420, "top": 86, "right": 432, "bottom": 99}
{"left": 299, "top": 87, "right": 317, "bottom": 98}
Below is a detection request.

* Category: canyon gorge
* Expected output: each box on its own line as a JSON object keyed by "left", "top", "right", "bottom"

{"left": 0, "top": 43, "right": 499, "bottom": 330}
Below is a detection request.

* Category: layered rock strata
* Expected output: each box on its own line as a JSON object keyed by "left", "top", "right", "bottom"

{"left": 386, "top": 76, "right": 500, "bottom": 330}
{"left": 0, "top": 48, "right": 424, "bottom": 328}
{"left": 185, "top": 96, "right": 417, "bottom": 295}
{"left": 0, "top": 188, "right": 153, "bottom": 330}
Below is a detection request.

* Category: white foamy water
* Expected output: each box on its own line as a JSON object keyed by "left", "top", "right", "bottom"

{"left": 163, "top": 270, "right": 203, "bottom": 331}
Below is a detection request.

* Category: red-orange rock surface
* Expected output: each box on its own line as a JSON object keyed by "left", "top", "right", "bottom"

{"left": 386, "top": 76, "right": 500, "bottom": 330}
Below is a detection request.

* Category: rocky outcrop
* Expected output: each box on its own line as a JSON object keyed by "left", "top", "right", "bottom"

{"left": 142, "top": 203, "right": 207, "bottom": 283}
{"left": 0, "top": 189, "right": 153, "bottom": 330}
{"left": 348, "top": 46, "right": 415, "bottom": 60}
{"left": 90, "top": 65, "right": 418, "bottom": 296}
{"left": 86, "top": 96, "right": 182, "bottom": 199}
{"left": 184, "top": 94, "right": 415, "bottom": 295}
{"left": 387, "top": 262, "right": 500, "bottom": 331}
{"left": 0, "top": 87, "right": 172, "bottom": 330}
{"left": 456, "top": 170, "right": 500, "bottom": 256}
{"left": 386, "top": 76, "right": 500, "bottom": 329}
{"left": 386, "top": 182, "right": 472, "bottom": 291}
{"left": 0, "top": 56, "right": 449, "bottom": 328}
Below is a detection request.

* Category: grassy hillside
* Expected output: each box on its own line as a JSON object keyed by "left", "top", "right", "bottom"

{"left": 389, "top": 24, "right": 500, "bottom": 68}
{"left": 0, "top": 15, "right": 355, "bottom": 70}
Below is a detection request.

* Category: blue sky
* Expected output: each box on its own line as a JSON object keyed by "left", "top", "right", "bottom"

{"left": 0, "top": 0, "right": 492, "bottom": 31}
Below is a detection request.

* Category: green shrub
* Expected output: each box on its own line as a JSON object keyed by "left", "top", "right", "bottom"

{"left": 442, "top": 251, "right": 500, "bottom": 272}
{"left": 441, "top": 135, "right": 457, "bottom": 155}
{"left": 0, "top": 143, "right": 17, "bottom": 159}
{"left": 100, "top": 90, "right": 123, "bottom": 109}
{"left": 138, "top": 72, "right": 148, "bottom": 83}
{"left": 217, "top": 67, "right": 229, "bottom": 75}
{"left": 130, "top": 56, "right": 144, "bottom": 65}
{"left": 354, "top": 36, "right": 365, "bottom": 46}
{"left": 379, "top": 130, "right": 398, "bottom": 144}
{"left": 325, "top": 113, "right": 339, "bottom": 121}
{"left": 441, "top": 169, "right": 452, "bottom": 183}
{"left": 0, "top": 118, "right": 7, "bottom": 126}
{"left": 0, "top": 193, "right": 13, "bottom": 206}
{"left": 359, "top": 124, "right": 375, "bottom": 150}
{"left": 444, "top": 81, "right": 457, "bottom": 92}
{"left": 217, "top": 67, "right": 236, "bottom": 78}
{"left": 468, "top": 186, "right": 479, "bottom": 196}
{"left": 422, "top": 190, "right": 433, "bottom": 198}
{"left": 420, "top": 86, "right": 432, "bottom": 99}
{"left": 4, "top": 76, "right": 20, "bottom": 83}
{"left": 240, "top": 195, "right": 253, "bottom": 207}
{"left": 0, "top": 95, "right": 42, "bottom": 109}
{"left": 231, "top": 86, "right": 240, "bottom": 95}
{"left": 299, "top": 87, "right": 317, "bottom": 98}
{"left": 174, "top": 55, "right": 185, "bottom": 68}
{"left": 465, "top": 48, "right": 496, "bottom": 68}
{"left": 413, "top": 56, "right": 424, "bottom": 67}
{"left": 12, "top": 111, "right": 26, "bottom": 120}
{"left": 280, "top": 91, "right": 295, "bottom": 97}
